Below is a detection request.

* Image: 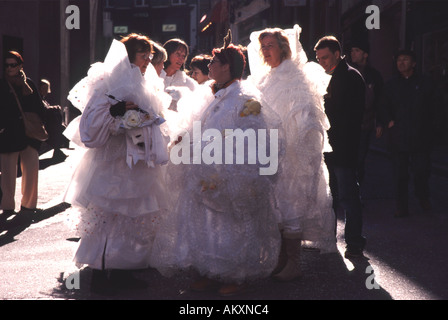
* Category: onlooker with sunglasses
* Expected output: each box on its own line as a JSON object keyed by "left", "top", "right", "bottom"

{"left": 0, "top": 51, "right": 47, "bottom": 224}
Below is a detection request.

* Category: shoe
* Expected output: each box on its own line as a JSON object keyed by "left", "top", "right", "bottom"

{"left": 20, "top": 206, "right": 44, "bottom": 214}
{"left": 190, "top": 277, "right": 220, "bottom": 292}
{"left": 272, "top": 238, "right": 302, "bottom": 282}
{"left": 218, "top": 283, "right": 248, "bottom": 297}
{"left": 19, "top": 206, "right": 44, "bottom": 223}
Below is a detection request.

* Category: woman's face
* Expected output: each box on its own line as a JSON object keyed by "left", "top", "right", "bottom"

{"left": 260, "top": 35, "right": 282, "bottom": 68}
{"left": 5, "top": 58, "right": 22, "bottom": 77}
{"left": 133, "top": 51, "right": 152, "bottom": 75}
{"left": 191, "top": 67, "right": 208, "bottom": 84}
{"left": 168, "top": 47, "right": 187, "bottom": 71}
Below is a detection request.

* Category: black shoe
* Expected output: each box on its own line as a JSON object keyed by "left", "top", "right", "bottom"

{"left": 19, "top": 206, "right": 44, "bottom": 223}
{"left": 20, "top": 206, "right": 44, "bottom": 213}
{"left": 110, "top": 270, "right": 148, "bottom": 290}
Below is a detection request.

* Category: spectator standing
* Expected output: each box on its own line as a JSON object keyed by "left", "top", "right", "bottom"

{"left": 314, "top": 36, "right": 366, "bottom": 258}
{"left": 350, "top": 40, "right": 384, "bottom": 184}
{"left": 378, "top": 50, "right": 436, "bottom": 217}
{"left": 39, "top": 79, "right": 69, "bottom": 161}
{"left": 0, "top": 51, "right": 47, "bottom": 222}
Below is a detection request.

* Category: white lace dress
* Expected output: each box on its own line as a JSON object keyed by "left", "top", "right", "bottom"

{"left": 150, "top": 81, "right": 282, "bottom": 284}
{"left": 247, "top": 25, "right": 337, "bottom": 253}
{"left": 63, "top": 40, "right": 172, "bottom": 270}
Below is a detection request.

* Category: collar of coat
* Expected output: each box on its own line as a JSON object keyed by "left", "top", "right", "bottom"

{"left": 210, "top": 78, "right": 239, "bottom": 95}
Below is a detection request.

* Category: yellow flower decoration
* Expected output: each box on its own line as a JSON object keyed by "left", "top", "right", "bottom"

{"left": 200, "top": 174, "right": 219, "bottom": 192}
{"left": 240, "top": 99, "right": 262, "bottom": 117}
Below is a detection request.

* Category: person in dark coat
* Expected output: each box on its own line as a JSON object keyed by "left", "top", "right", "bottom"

{"left": 0, "top": 51, "right": 47, "bottom": 222}
{"left": 39, "top": 79, "right": 69, "bottom": 161}
{"left": 378, "top": 50, "right": 436, "bottom": 217}
{"left": 314, "top": 36, "right": 366, "bottom": 258}
{"left": 350, "top": 40, "right": 384, "bottom": 184}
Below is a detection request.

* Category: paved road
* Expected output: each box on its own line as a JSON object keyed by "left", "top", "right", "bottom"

{"left": 1, "top": 144, "right": 447, "bottom": 306}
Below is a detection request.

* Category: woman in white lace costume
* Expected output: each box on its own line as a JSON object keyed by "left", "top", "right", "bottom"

{"left": 247, "top": 25, "right": 337, "bottom": 281}
{"left": 160, "top": 38, "right": 198, "bottom": 111}
{"left": 150, "top": 35, "right": 281, "bottom": 296}
{"left": 63, "top": 34, "right": 171, "bottom": 294}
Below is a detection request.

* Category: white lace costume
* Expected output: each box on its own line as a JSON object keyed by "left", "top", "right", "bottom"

{"left": 160, "top": 69, "right": 197, "bottom": 91}
{"left": 150, "top": 80, "right": 282, "bottom": 284}
{"left": 63, "top": 40, "right": 171, "bottom": 270}
{"left": 247, "top": 25, "right": 337, "bottom": 252}
{"left": 160, "top": 69, "right": 198, "bottom": 111}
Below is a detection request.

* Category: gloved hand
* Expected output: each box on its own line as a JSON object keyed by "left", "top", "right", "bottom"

{"left": 109, "top": 101, "right": 127, "bottom": 117}
{"left": 165, "top": 87, "right": 182, "bottom": 101}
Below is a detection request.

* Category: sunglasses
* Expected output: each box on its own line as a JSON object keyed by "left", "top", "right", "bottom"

{"left": 5, "top": 63, "right": 20, "bottom": 68}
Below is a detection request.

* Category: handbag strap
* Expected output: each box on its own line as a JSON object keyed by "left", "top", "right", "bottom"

{"left": 7, "top": 80, "right": 26, "bottom": 118}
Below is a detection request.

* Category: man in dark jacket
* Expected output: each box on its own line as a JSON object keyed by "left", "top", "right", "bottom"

{"left": 378, "top": 50, "right": 436, "bottom": 217}
{"left": 350, "top": 40, "right": 384, "bottom": 184}
{"left": 315, "top": 36, "right": 366, "bottom": 258}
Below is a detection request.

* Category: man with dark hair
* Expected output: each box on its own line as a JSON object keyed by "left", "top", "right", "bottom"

{"left": 378, "top": 50, "right": 436, "bottom": 217}
{"left": 315, "top": 36, "right": 366, "bottom": 258}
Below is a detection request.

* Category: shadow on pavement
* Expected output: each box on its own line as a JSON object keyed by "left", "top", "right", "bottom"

{"left": 48, "top": 248, "right": 393, "bottom": 301}
{"left": 0, "top": 202, "right": 71, "bottom": 247}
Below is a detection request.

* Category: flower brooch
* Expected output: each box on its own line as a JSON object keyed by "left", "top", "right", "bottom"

{"left": 240, "top": 98, "right": 261, "bottom": 117}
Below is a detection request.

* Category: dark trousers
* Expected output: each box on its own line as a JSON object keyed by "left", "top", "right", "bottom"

{"left": 326, "top": 158, "right": 366, "bottom": 251}
{"left": 357, "top": 130, "right": 372, "bottom": 185}
{"left": 392, "top": 151, "right": 431, "bottom": 212}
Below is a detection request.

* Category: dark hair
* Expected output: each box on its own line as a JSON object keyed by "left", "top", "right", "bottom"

{"left": 395, "top": 49, "right": 416, "bottom": 62}
{"left": 350, "top": 39, "right": 370, "bottom": 54}
{"left": 163, "top": 38, "right": 189, "bottom": 70}
{"left": 5, "top": 51, "right": 24, "bottom": 65}
{"left": 314, "top": 36, "right": 342, "bottom": 54}
{"left": 120, "top": 33, "right": 153, "bottom": 63}
{"left": 190, "top": 54, "right": 212, "bottom": 75}
{"left": 212, "top": 44, "right": 246, "bottom": 80}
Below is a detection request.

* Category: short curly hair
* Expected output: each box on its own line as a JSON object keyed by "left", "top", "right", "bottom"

{"left": 120, "top": 33, "right": 153, "bottom": 63}
{"left": 212, "top": 44, "right": 246, "bottom": 80}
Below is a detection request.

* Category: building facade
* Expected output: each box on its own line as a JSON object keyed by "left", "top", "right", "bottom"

{"left": 1, "top": 0, "right": 446, "bottom": 135}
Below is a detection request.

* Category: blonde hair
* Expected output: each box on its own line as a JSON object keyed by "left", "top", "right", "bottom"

{"left": 258, "top": 28, "right": 292, "bottom": 64}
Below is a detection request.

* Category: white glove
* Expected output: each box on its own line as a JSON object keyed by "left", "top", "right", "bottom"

{"left": 165, "top": 86, "right": 182, "bottom": 101}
